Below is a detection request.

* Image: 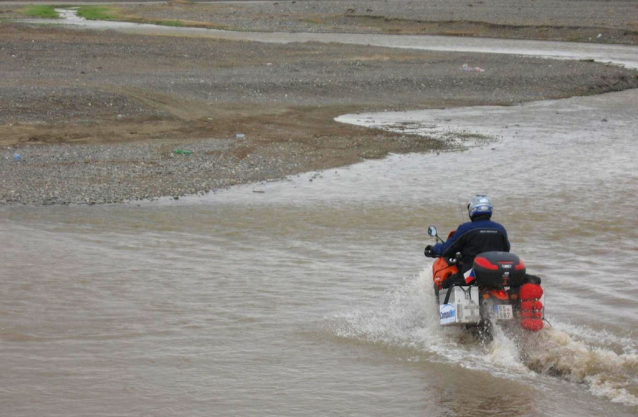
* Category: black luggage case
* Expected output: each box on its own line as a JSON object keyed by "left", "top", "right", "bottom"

{"left": 473, "top": 251, "right": 526, "bottom": 287}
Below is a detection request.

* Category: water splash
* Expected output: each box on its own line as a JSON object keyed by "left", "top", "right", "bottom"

{"left": 327, "top": 267, "right": 638, "bottom": 407}
{"left": 551, "top": 321, "right": 636, "bottom": 354}
{"left": 327, "top": 267, "right": 529, "bottom": 370}
{"left": 521, "top": 328, "right": 637, "bottom": 406}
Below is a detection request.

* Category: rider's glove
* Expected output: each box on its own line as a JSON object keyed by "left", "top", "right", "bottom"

{"left": 424, "top": 245, "right": 435, "bottom": 258}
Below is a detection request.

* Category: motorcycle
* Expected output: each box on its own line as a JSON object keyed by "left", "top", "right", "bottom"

{"left": 426, "top": 225, "right": 545, "bottom": 341}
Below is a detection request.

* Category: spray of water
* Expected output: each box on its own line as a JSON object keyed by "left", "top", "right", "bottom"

{"left": 327, "top": 267, "right": 638, "bottom": 407}
{"left": 520, "top": 327, "right": 637, "bottom": 406}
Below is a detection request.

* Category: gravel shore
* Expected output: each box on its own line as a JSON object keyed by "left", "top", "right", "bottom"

{"left": 117, "top": 0, "right": 638, "bottom": 44}
{"left": 1, "top": 1, "right": 638, "bottom": 205}
{"left": 3, "top": 0, "right": 636, "bottom": 44}
{"left": 1, "top": 138, "right": 319, "bottom": 205}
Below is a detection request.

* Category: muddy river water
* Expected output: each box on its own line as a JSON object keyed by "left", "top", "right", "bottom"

{"left": 2, "top": 13, "right": 638, "bottom": 416}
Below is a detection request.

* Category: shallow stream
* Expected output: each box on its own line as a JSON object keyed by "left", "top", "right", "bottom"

{"left": 2, "top": 11, "right": 637, "bottom": 416}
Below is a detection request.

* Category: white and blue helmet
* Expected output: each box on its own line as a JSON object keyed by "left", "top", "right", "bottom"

{"left": 468, "top": 195, "right": 493, "bottom": 219}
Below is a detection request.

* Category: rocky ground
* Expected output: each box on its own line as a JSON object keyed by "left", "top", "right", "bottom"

{"left": 2, "top": 0, "right": 636, "bottom": 43}
{"left": 116, "top": 0, "right": 638, "bottom": 45}
{"left": 1, "top": 1, "right": 638, "bottom": 205}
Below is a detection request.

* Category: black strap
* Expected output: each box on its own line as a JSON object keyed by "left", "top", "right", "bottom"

{"left": 443, "top": 282, "right": 475, "bottom": 305}
{"left": 443, "top": 285, "right": 454, "bottom": 305}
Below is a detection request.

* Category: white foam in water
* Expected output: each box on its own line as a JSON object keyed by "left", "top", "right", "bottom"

{"left": 328, "top": 267, "right": 638, "bottom": 407}
{"left": 521, "top": 328, "right": 638, "bottom": 406}
{"left": 328, "top": 267, "right": 531, "bottom": 374}
{"left": 484, "top": 325, "right": 529, "bottom": 374}
{"left": 550, "top": 321, "right": 636, "bottom": 354}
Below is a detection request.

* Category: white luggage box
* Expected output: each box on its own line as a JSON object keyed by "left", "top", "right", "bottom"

{"left": 438, "top": 286, "right": 481, "bottom": 326}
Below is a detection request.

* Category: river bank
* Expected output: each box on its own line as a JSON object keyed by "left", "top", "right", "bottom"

{"left": 116, "top": 0, "right": 638, "bottom": 45}
{"left": 1, "top": 1, "right": 638, "bottom": 205}
{"left": 2, "top": 0, "right": 637, "bottom": 44}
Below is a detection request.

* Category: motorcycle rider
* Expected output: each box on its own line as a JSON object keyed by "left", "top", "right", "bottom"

{"left": 424, "top": 195, "right": 510, "bottom": 286}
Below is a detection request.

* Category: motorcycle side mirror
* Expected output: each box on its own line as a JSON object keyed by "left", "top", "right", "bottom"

{"left": 427, "top": 226, "right": 438, "bottom": 237}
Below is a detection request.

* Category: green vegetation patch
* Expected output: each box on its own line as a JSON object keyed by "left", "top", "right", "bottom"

{"left": 76, "top": 6, "right": 118, "bottom": 20}
{"left": 21, "top": 5, "right": 59, "bottom": 18}
{"left": 157, "top": 20, "right": 185, "bottom": 27}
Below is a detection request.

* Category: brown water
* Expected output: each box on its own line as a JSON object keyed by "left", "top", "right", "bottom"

{"left": 2, "top": 89, "right": 637, "bottom": 416}
{"left": 3, "top": 11, "right": 638, "bottom": 417}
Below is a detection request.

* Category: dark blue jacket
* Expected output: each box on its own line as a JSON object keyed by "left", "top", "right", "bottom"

{"left": 432, "top": 218, "right": 510, "bottom": 272}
